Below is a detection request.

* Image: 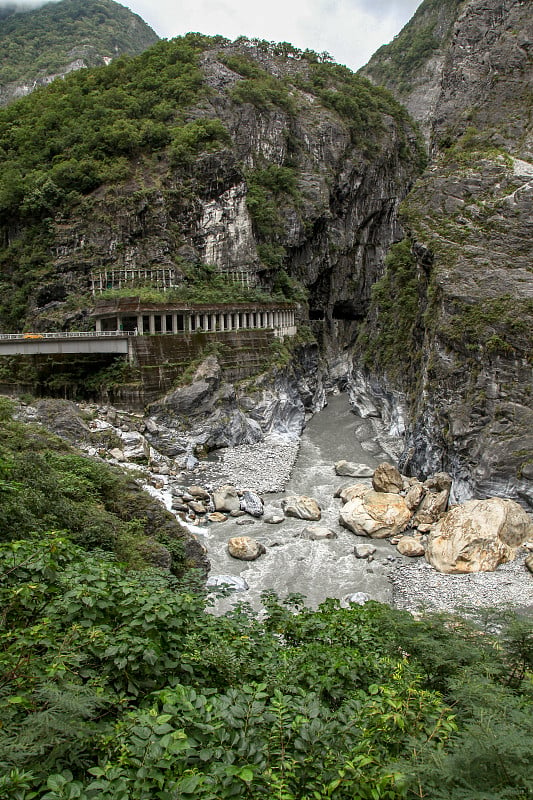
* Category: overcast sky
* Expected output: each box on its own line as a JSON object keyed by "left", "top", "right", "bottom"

{"left": 11, "top": 0, "right": 422, "bottom": 71}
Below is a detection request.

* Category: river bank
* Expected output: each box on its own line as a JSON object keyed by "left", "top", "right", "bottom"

{"left": 183, "top": 393, "right": 533, "bottom": 616}
{"left": 18, "top": 392, "right": 533, "bottom": 616}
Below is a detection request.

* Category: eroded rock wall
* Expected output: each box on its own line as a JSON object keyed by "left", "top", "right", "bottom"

{"left": 358, "top": 0, "right": 533, "bottom": 508}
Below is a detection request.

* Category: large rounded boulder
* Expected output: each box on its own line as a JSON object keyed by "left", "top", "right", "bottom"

{"left": 372, "top": 463, "right": 403, "bottom": 494}
{"left": 339, "top": 489, "right": 412, "bottom": 538}
{"left": 425, "top": 498, "right": 533, "bottom": 573}
{"left": 227, "top": 536, "right": 266, "bottom": 561}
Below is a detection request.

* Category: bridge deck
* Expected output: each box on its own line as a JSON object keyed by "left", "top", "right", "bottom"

{"left": 0, "top": 331, "right": 132, "bottom": 356}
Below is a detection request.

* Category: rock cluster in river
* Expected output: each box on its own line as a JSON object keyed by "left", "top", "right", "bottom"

{"left": 17, "top": 398, "right": 533, "bottom": 610}
{"left": 337, "top": 462, "right": 532, "bottom": 574}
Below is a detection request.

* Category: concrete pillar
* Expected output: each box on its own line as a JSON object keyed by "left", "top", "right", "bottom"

{"left": 149, "top": 315, "right": 155, "bottom": 335}
{"left": 234, "top": 313, "right": 240, "bottom": 330}
{"left": 219, "top": 314, "right": 224, "bottom": 332}
{"left": 95, "top": 318, "right": 102, "bottom": 332}
{"left": 172, "top": 314, "right": 178, "bottom": 334}
{"left": 187, "top": 314, "right": 193, "bottom": 333}
{"left": 196, "top": 314, "right": 201, "bottom": 331}
{"left": 211, "top": 313, "right": 217, "bottom": 331}
{"left": 136, "top": 315, "right": 143, "bottom": 334}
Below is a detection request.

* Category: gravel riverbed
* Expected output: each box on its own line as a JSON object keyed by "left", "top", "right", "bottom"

{"left": 192, "top": 410, "right": 533, "bottom": 617}
{"left": 201, "top": 434, "right": 300, "bottom": 494}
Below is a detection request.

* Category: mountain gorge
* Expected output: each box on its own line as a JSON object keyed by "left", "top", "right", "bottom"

{"left": 0, "top": 0, "right": 531, "bottom": 512}
{"left": 1, "top": 3, "right": 533, "bottom": 797}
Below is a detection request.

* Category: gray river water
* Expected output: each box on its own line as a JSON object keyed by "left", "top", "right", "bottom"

{"left": 193, "top": 393, "right": 407, "bottom": 614}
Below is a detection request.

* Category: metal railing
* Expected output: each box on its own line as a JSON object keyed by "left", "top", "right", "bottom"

{"left": 0, "top": 331, "right": 136, "bottom": 340}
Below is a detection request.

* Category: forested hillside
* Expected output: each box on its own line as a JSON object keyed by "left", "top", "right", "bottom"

{"left": 0, "top": 0, "right": 159, "bottom": 105}
{"left": 1, "top": 532, "right": 533, "bottom": 798}
{"left": 0, "top": 33, "right": 422, "bottom": 334}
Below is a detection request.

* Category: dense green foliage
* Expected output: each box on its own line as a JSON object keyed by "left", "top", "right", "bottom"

{"left": 0, "top": 397, "right": 194, "bottom": 575}
{"left": 0, "top": 34, "right": 221, "bottom": 221}
{"left": 246, "top": 165, "right": 301, "bottom": 269}
{"left": 0, "top": 0, "right": 158, "bottom": 87}
{"left": 0, "top": 33, "right": 230, "bottom": 332}
{"left": 1, "top": 532, "right": 532, "bottom": 799}
{"left": 357, "top": 239, "right": 423, "bottom": 382}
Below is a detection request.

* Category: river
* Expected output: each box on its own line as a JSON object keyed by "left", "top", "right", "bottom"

{"left": 193, "top": 393, "right": 406, "bottom": 614}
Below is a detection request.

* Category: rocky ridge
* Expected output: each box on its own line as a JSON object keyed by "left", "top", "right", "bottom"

{"left": 357, "top": 0, "right": 533, "bottom": 509}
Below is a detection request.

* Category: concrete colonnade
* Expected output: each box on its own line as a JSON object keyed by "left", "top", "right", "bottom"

{"left": 95, "top": 308, "right": 296, "bottom": 336}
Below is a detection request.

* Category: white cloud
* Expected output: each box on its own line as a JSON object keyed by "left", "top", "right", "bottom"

{"left": 123, "top": 0, "right": 421, "bottom": 70}
{"left": 5, "top": 0, "right": 422, "bottom": 71}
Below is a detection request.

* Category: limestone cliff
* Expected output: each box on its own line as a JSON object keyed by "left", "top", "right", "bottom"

{"left": 358, "top": 0, "right": 533, "bottom": 508}
{"left": 0, "top": 36, "right": 423, "bottom": 342}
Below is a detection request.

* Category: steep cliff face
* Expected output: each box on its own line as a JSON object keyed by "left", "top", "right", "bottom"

{"left": 0, "top": 0, "right": 159, "bottom": 107}
{"left": 362, "top": 0, "right": 465, "bottom": 143}
{"left": 358, "top": 0, "right": 533, "bottom": 508}
{"left": 0, "top": 37, "right": 423, "bottom": 344}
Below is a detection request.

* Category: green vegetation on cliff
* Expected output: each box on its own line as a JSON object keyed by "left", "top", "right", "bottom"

{"left": 0, "top": 34, "right": 220, "bottom": 222}
{"left": 361, "top": 0, "right": 464, "bottom": 94}
{"left": 357, "top": 239, "right": 424, "bottom": 384}
{"left": 0, "top": 397, "right": 196, "bottom": 576}
{"left": 0, "top": 0, "right": 159, "bottom": 88}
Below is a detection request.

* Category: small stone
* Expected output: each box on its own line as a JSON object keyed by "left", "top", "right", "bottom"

{"left": 207, "top": 575, "right": 249, "bottom": 592}
{"left": 354, "top": 543, "right": 377, "bottom": 559}
{"left": 263, "top": 512, "right": 284, "bottom": 524}
{"left": 282, "top": 495, "right": 321, "bottom": 521}
{"left": 396, "top": 536, "right": 426, "bottom": 557}
{"left": 240, "top": 490, "right": 264, "bottom": 517}
{"left": 189, "top": 501, "right": 206, "bottom": 514}
{"left": 187, "top": 485, "right": 210, "bottom": 500}
{"left": 108, "top": 447, "right": 125, "bottom": 461}
{"left": 144, "top": 418, "right": 158, "bottom": 434}
{"left": 236, "top": 517, "right": 255, "bottom": 526}
{"left": 230, "top": 509, "right": 246, "bottom": 517}
{"left": 213, "top": 484, "right": 241, "bottom": 513}
{"left": 300, "top": 525, "right": 337, "bottom": 541}
{"left": 207, "top": 512, "right": 228, "bottom": 523}
{"left": 344, "top": 592, "right": 370, "bottom": 606}
{"left": 404, "top": 482, "right": 426, "bottom": 511}
{"left": 334, "top": 460, "right": 374, "bottom": 478}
